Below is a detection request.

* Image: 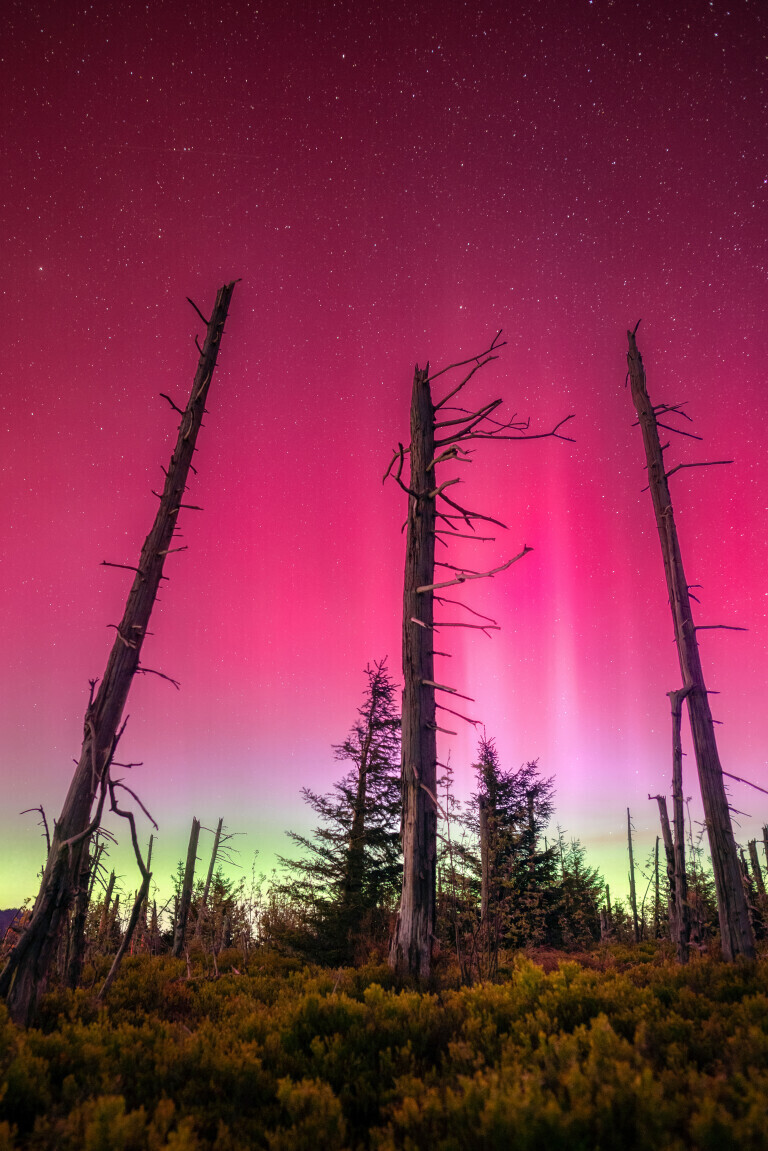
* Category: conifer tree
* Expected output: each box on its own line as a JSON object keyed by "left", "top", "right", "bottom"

{"left": 278, "top": 660, "right": 401, "bottom": 962}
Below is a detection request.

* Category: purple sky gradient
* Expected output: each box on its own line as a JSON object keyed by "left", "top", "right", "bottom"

{"left": 1, "top": 0, "right": 766, "bottom": 906}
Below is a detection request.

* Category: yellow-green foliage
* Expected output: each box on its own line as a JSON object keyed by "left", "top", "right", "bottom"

{"left": 1, "top": 948, "right": 768, "bottom": 1149}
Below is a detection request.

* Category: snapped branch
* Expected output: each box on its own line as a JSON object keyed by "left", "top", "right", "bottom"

{"left": 417, "top": 547, "right": 531, "bottom": 592}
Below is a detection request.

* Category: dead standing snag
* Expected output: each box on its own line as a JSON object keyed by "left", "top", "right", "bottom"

{"left": 386, "top": 336, "right": 573, "bottom": 979}
{"left": 0, "top": 282, "right": 237, "bottom": 1023}
{"left": 626, "top": 325, "right": 754, "bottom": 961}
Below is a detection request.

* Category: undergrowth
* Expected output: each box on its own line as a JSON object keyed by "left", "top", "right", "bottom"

{"left": 1, "top": 945, "right": 767, "bottom": 1149}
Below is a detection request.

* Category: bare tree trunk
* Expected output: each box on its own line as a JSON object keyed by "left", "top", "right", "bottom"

{"left": 653, "top": 795, "right": 677, "bottom": 944}
{"left": 627, "top": 808, "right": 640, "bottom": 943}
{"left": 748, "top": 840, "right": 765, "bottom": 898}
{"left": 202, "top": 819, "right": 223, "bottom": 908}
{"left": 140, "top": 835, "right": 154, "bottom": 940}
{"left": 99, "top": 872, "right": 117, "bottom": 942}
{"left": 627, "top": 329, "right": 754, "bottom": 960}
{"left": 338, "top": 690, "right": 379, "bottom": 954}
{"left": 668, "top": 688, "right": 691, "bottom": 963}
{"left": 173, "top": 817, "right": 200, "bottom": 958}
{"left": 0, "top": 283, "right": 236, "bottom": 1023}
{"left": 479, "top": 794, "right": 490, "bottom": 923}
{"left": 389, "top": 366, "right": 437, "bottom": 979}
{"left": 65, "top": 847, "right": 93, "bottom": 989}
{"left": 653, "top": 836, "right": 661, "bottom": 938}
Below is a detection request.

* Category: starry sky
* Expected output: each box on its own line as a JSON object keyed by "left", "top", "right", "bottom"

{"left": 1, "top": 0, "right": 766, "bottom": 908}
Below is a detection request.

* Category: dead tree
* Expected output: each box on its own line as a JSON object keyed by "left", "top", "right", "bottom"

{"left": 748, "top": 840, "right": 766, "bottom": 898}
{"left": 172, "top": 817, "right": 201, "bottom": 958}
{"left": 652, "top": 793, "right": 676, "bottom": 942}
{"left": 202, "top": 819, "right": 224, "bottom": 908}
{"left": 668, "top": 687, "right": 691, "bottom": 963}
{"left": 0, "top": 282, "right": 236, "bottom": 1023}
{"left": 479, "top": 794, "right": 490, "bottom": 923}
{"left": 627, "top": 808, "right": 640, "bottom": 943}
{"left": 627, "top": 325, "right": 754, "bottom": 960}
{"left": 385, "top": 337, "right": 573, "bottom": 978}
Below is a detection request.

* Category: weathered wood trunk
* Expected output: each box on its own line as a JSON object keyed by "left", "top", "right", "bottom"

{"left": 99, "top": 871, "right": 117, "bottom": 941}
{"left": 0, "top": 283, "right": 236, "bottom": 1023}
{"left": 202, "top": 819, "right": 223, "bottom": 908}
{"left": 389, "top": 366, "right": 437, "bottom": 979}
{"left": 653, "top": 836, "right": 661, "bottom": 938}
{"left": 65, "top": 847, "right": 94, "bottom": 989}
{"left": 479, "top": 794, "right": 490, "bottom": 923}
{"left": 654, "top": 796, "right": 677, "bottom": 942}
{"left": 668, "top": 688, "right": 691, "bottom": 963}
{"left": 338, "top": 707, "right": 376, "bottom": 950}
{"left": 627, "top": 808, "right": 640, "bottom": 943}
{"left": 627, "top": 329, "right": 754, "bottom": 960}
{"left": 748, "top": 840, "right": 765, "bottom": 898}
{"left": 173, "top": 817, "right": 201, "bottom": 958}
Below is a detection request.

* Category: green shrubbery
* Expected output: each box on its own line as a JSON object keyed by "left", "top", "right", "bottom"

{"left": 2, "top": 946, "right": 768, "bottom": 1149}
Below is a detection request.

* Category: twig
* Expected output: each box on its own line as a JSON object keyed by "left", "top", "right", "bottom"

{"left": 159, "top": 393, "right": 185, "bottom": 415}
{"left": 136, "top": 666, "right": 181, "bottom": 690}
{"left": 417, "top": 547, "right": 531, "bottom": 592}
{"left": 187, "top": 297, "right": 210, "bottom": 326}
{"left": 665, "top": 460, "right": 732, "bottom": 479}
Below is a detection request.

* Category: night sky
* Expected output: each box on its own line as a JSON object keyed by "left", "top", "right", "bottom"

{"left": 2, "top": 0, "right": 766, "bottom": 906}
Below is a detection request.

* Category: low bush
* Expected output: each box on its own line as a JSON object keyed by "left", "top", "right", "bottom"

{"left": 1, "top": 946, "right": 767, "bottom": 1149}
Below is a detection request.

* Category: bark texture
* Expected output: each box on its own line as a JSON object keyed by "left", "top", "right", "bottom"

{"left": 0, "top": 283, "right": 236, "bottom": 1022}
{"left": 627, "top": 329, "right": 754, "bottom": 960}
{"left": 389, "top": 366, "right": 437, "bottom": 978}
{"left": 627, "top": 808, "right": 640, "bottom": 943}
{"left": 654, "top": 795, "right": 677, "bottom": 942}
{"left": 668, "top": 687, "right": 691, "bottom": 963}
{"left": 172, "top": 817, "right": 201, "bottom": 958}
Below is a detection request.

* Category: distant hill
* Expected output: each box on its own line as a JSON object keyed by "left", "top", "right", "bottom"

{"left": 0, "top": 909, "right": 21, "bottom": 935}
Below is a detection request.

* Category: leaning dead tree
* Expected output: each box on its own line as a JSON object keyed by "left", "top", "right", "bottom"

{"left": 0, "top": 282, "right": 237, "bottom": 1023}
{"left": 385, "top": 335, "right": 573, "bottom": 978}
{"left": 626, "top": 324, "right": 754, "bottom": 960}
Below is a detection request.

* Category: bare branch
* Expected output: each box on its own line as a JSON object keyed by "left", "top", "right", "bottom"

{"left": 428, "top": 445, "right": 473, "bottom": 471}
{"left": 438, "top": 491, "right": 507, "bottom": 529}
{"left": 159, "top": 393, "right": 185, "bottom": 415}
{"left": 112, "top": 781, "right": 159, "bottom": 829}
{"left": 435, "top": 702, "right": 481, "bottom": 726}
{"left": 417, "top": 547, "right": 531, "bottom": 592}
{"left": 665, "top": 460, "right": 733, "bottom": 479}
{"left": 722, "top": 771, "right": 768, "bottom": 798}
{"left": 656, "top": 421, "right": 703, "bottom": 441}
{"left": 435, "top": 398, "right": 502, "bottom": 429}
{"left": 421, "top": 680, "right": 475, "bottom": 701}
{"left": 186, "top": 297, "right": 210, "bottom": 326}
{"left": 20, "top": 806, "right": 51, "bottom": 854}
{"left": 101, "top": 561, "right": 142, "bottom": 575}
{"left": 433, "top": 530, "right": 496, "bottom": 541}
{"left": 429, "top": 477, "right": 462, "bottom": 498}
{"left": 437, "top": 412, "right": 576, "bottom": 447}
{"left": 135, "top": 666, "right": 181, "bottom": 689}
{"left": 694, "top": 625, "right": 748, "bottom": 632}
{"left": 434, "top": 620, "right": 500, "bottom": 635}
{"left": 434, "top": 596, "right": 497, "bottom": 625}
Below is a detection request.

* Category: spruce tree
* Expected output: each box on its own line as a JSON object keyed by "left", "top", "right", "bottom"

{"left": 278, "top": 660, "right": 401, "bottom": 963}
